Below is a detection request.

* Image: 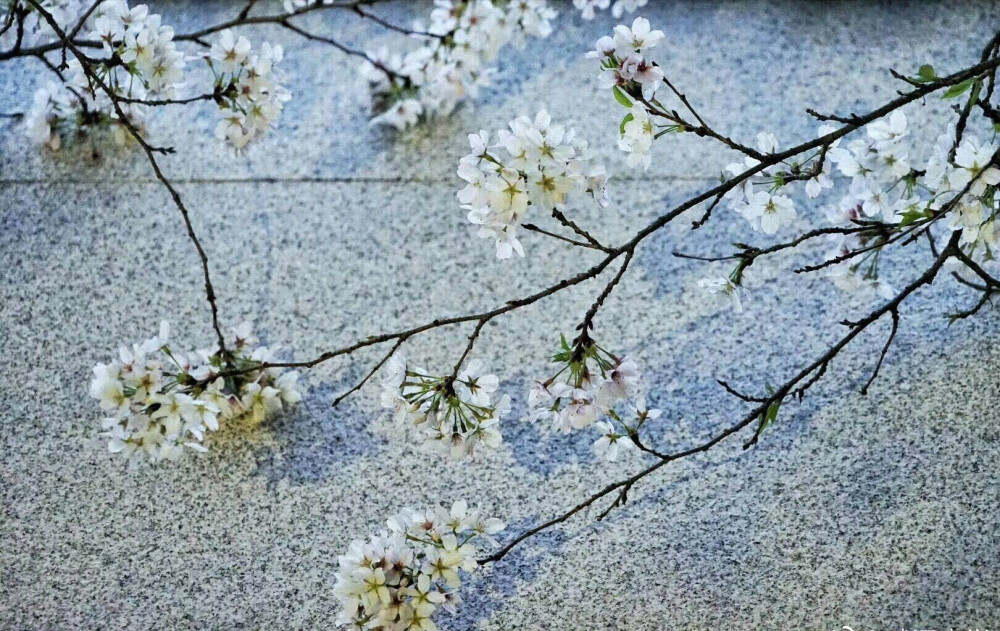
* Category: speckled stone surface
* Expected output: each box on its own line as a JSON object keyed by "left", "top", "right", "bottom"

{"left": 2, "top": 2, "right": 999, "bottom": 629}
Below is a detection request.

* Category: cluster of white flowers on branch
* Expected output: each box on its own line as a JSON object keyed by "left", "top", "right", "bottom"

{"left": 12, "top": 0, "right": 616, "bottom": 151}
{"left": 588, "top": 18, "right": 1000, "bottom": 311}
{"left": 459, "top": 110, "right": 609, "bottom": 258}
{"left": 587, "top": 17, "right": 665, "bottom": 169}
{"left": 89, "top": 322, "right": 302, "bottom": 463}
{"left": 681, "top": 108, "right": 1000, "bottom": 307}
{"left": 334, "top": 500, "right": 504, "bottom": 629}
{"left": 363, "top": 0, "right": 556, "bottom": 129}
{"left": 19, "top": 1, "right": 293, "bottom": 151}
{"left": 527, "top": 335, "right": 659, "bottom": 461}
{"left": 26, "top": 0, "right": 185, "bottom": 148}
{"left": 0, "top": 0, "right": 80, "bottom": 49}
{"left": 380, "top": 355, "right": 507, "bottom": 457}
{"left": 208, "top": 29, "right": 290, "bottom": 149}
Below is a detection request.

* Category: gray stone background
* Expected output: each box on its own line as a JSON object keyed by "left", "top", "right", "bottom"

{"left": 2, "top": 1, "right": 999, "bottom": 629}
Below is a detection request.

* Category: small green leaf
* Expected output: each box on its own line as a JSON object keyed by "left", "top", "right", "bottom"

{"left": 916, "top": 64, "right": 936, "bottom": 82}
{"left": 897, "top": 208, "right": 931, "bottom": 227}
{"left": 766, "top": 398, "right": 781, "bottom": 424}
{"left": 612, "top": 85, "right": 633, "bottom": 108}
{"left": 941, "top": 78, "right": 975, "bottom": 99}
{"left": 560, "top": 333, "right": 570, "bottom": 351}
{"left": 619, "top": 112, "right": 634, "bottom": 135}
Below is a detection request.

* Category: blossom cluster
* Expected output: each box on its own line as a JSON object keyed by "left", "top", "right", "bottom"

{"left": 22, "top": 2, "right": 288, "bottom": 151}
{"left": 528, "top": 335, "right": 660, "bottom": 461}
{"left": 582, "top": 17, "right": 997, "bottom": 307}
{"left": 334, "top": 501, "right": 504, "bottom": 629}
{"left": 587, "top": 17, "right": 666, "bottom": 170}
{"left": 0, "top": 0, "right": 81, "bottom": 49}
{"left": 690, "top": 107, "right": 999, "bottom": 308}
{"left": 207, "top": 29, "right": 291, "bottom": 149}
{"left": 573, "top": 0, "right": 647, "bottom": 20}
{"left": 363, "top": 0, "right": 556, "bottom": 130}
{"left": 89, "top": 322, "right": 302, "bottom": 463}
{"left": 24, "top": 80, "right": 81, "bottom": 151}
{"left": 824, "top": 115, "right": 1000, "bottom": 294}
{"left": 381, "top": 355, "right": 507, "bottom": 458}
{"left": 25, "top": 0, "right": 185, "bottom": 149}
{"left": 458, "top": 110, "right": 609, "bottom": 258}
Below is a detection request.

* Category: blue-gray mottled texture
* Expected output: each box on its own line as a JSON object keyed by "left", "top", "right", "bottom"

{"left": 2, "top": 2, "right": 999, "bottom": 629}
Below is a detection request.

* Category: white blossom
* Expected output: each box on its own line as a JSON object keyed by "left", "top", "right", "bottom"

{"left": 380, "top": 355, "right": 508, "bottom": 458}
{"left": 208, "top": 30, "right": 291, "bottom": 149}
{"left": 1, "top": 0, "right": 82, "bottom": 50}
{"left": 592, "top": 420, "right": 633, "bottom": 461}
{"left": 612, "top": 17, "right": 664, "bottom": 55}
{"left": 698, "top": 276, "right": 744, "bottom": 313}
{"left": 334, "top": 501, "right": 504, "bottom": 629}
{"left": 90, "top": 321, "right": 303, "bottom": 463}
{"left": 365, "top": 0, "right": 557, "bottom": 130}
{"left": 740, "top": 191, "right": 796, "bottom": 234}
{"left": 618, "top": 105, "right": 655, "bottom": 170}
{"left": 459, "top": 110, "right": 609, "bottom": 258}
{"left": 527, "top": 337, "right": 659, "bottom": 459}
{"left": 23, "top": 1, "right": 184, "bottom": 149}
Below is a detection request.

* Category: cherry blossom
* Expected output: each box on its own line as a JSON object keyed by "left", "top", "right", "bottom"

{"left": 90, "top": 322, "right": 302, "bottom": 463}
{"left": 335, "top": 501, "right": 504, "bottom": 629}
{"left": 458, "top": 111, "right": 609, "bottom": 258}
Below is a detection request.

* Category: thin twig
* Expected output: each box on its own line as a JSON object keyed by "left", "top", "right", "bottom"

{"left": 26, "top": 0, "right": 230, "bottom": 359}
{"left": 551, "top": 208, "right": 610, "bottom": 252}
{"left": 859, "top": 308, "right": 899, "bottom": 395}
{"left": 521, "top": 223, "right": 600, "bottom": 250}
{"left": 482, "top": 232, "right": 961, "bottom": 565}
{"left": 331, "top": 336, "right": 408, "bottom": 408}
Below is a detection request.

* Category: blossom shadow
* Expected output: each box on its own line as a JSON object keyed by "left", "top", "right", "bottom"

{"left": 501, "top": 378, "right": 602, "bottom": 477}
{"left": 438, "top": 516, "right": 569, "bottom": 631}
{"left": 252, "top": 378, "right": 386, "bottom": 488}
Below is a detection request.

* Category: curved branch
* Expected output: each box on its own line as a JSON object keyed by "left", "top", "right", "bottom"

{"left": 214, "top": 51, "right": 1000, "bottom": 382}
{"left": 26, "top": 0, "right": 230, "bottom": 358}
{"left": 481, "top": 231, "right": 961, "bottom": 565}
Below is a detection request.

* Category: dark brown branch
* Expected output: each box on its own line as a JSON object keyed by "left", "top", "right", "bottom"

{"left": 450, "top": 318, "right": 488, "bottom": 380}
{"left": 237, "top": 0, "right": 260, "bottom": 21}
{"left": 691, "top": 192, "right": 723, "bottom": 230}
{"left": 948, "top": 289, "right": 994, "bottom": 322}
{"left": 172, "top": 0, "right": 393, "bottom": 42}
{"left": 952, "top": 271, "right": 989, "bottom": 292}
{"left": 331, "top": 336, "right": 408, "bottom": 408}
{"left": 951, "top": 247, "right": 1000, "bottom": 288}
{"left": 643, "top": 94, "right": 764, "bottom": 161}
{"left": 351, "top": 4, "right": 439, "bottom": 39}
{"left": 521, "top": 223, "right": 599, "bottom": 250}
{"left": 577, "top": 249, "right": 634, "bottom": 336}
{"left": 950, "top": 30, "right": 1000, "bottom": 160}
{"left": 115, "top": 92, "right": 220, "bottom": 107}
{"left": 860, "top": 307, "right": 899, "bottom": 395}
{"left": 26, "top": 0, "right": 230, "bottom": 359}
{"left": 717, "top": 379, "right": 767, "bottom": 403}
{"left": 482, "top": 232, "right": 961, "bottom": 565}
{"left": 551, "top": 208, "right": 609, "bottom": 252}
